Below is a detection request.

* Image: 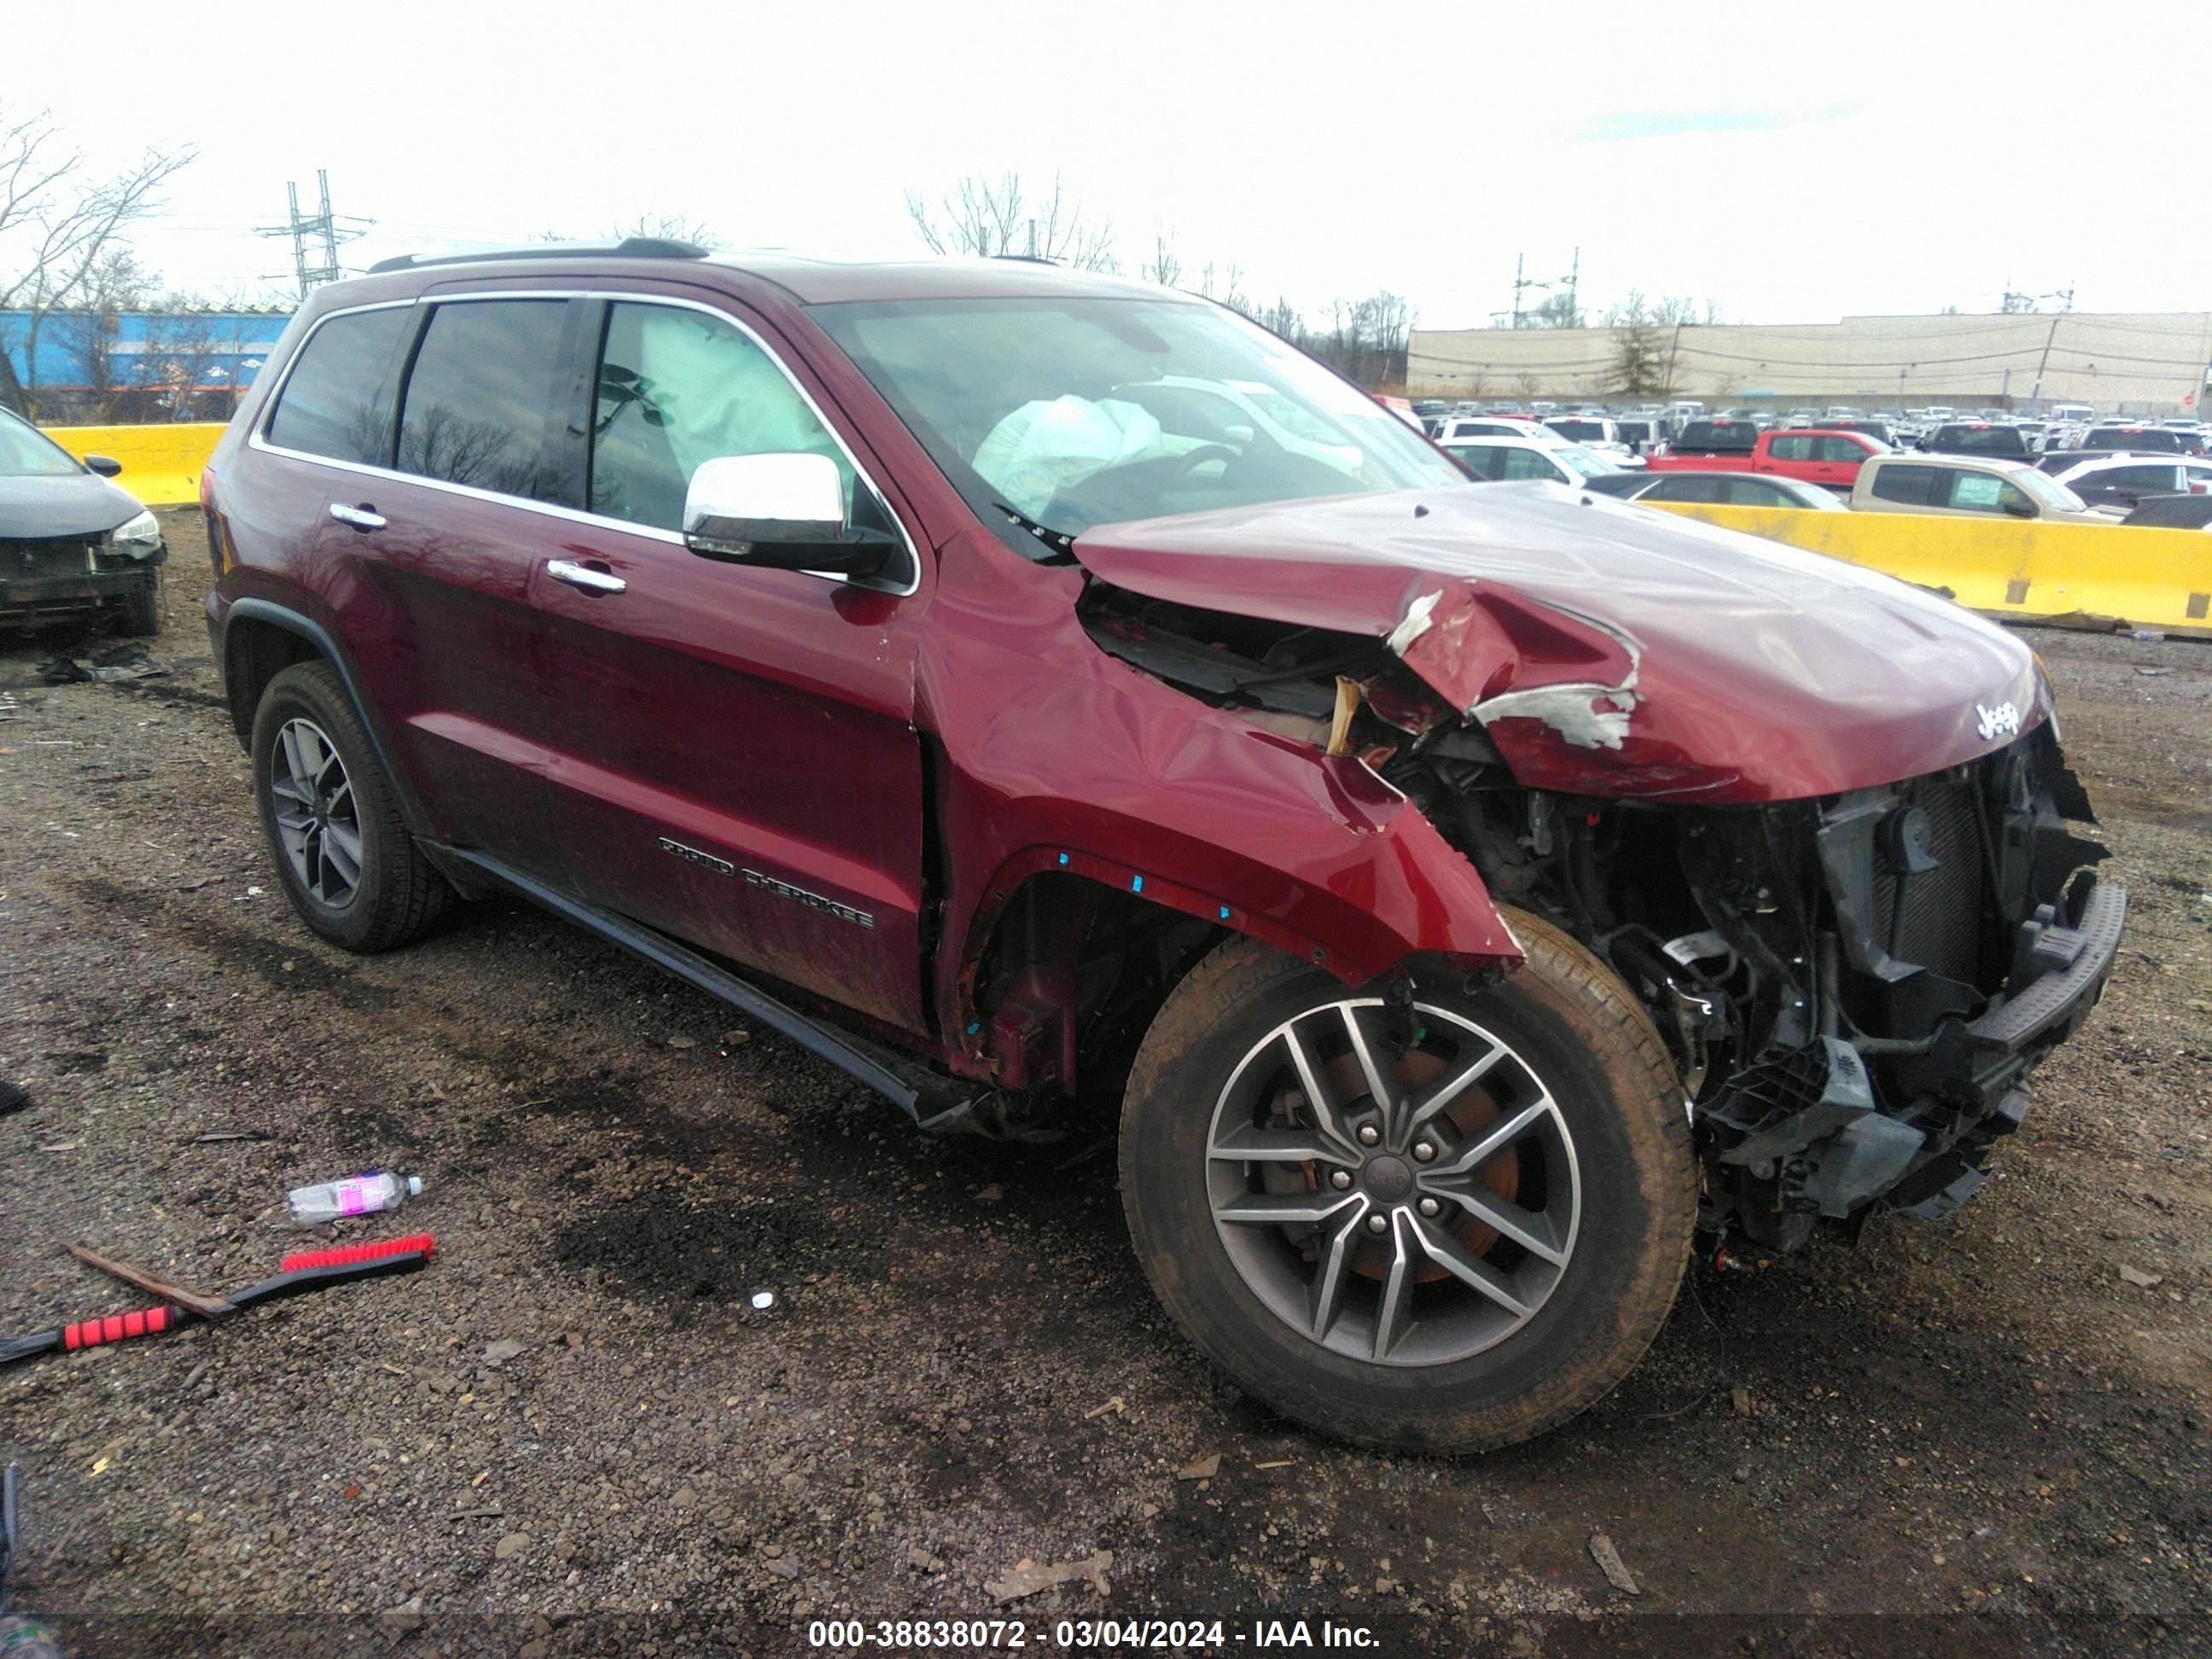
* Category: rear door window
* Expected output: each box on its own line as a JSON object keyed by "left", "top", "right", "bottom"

{"left": 1813, "top": 435, "right": 1869, "bottom": 463}
{"left": 396, "top": 299, "right": 575, "bottom": 504}
{"left": 1767, "top": 434, "right": 1815, "bottom": 462}
{"left": 265, "top": 307, "right": 416, "bottom": 465}
{"left": 1499, "top": 446, "right": 1567, "bottom": 482}
{"left": 1869, "top": 463, "right": 1941, "bottom": 505}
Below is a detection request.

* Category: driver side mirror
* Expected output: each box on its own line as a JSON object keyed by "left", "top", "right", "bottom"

{"left": 83, "top": 454, "right": 122, "bottom": 477}
{"left": 683, "top": 453, "right": 899, "bottom": 581}
{"left": 2000, "top": 497, "right": 2037, "bottom": 518}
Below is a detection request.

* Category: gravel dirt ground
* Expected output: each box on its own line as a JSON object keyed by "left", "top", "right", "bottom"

{"left": 2, "top": 515, "right": 2207, "bottom": 1656}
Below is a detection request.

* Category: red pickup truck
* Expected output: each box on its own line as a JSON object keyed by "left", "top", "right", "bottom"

{"left": 1646, "top": 422, "right": 1888, "bottom": 492}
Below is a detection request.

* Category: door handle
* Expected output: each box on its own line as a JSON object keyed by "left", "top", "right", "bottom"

{"left": 546, "top": 558, "right": 626, "bottom": 597}
{"left": 329, "top": 503, "right": 386, "bottom": 531}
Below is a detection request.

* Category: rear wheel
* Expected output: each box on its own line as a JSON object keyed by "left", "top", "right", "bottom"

{"left": 1120, "top": 911, "right": 1695, "bottom": 1452}
{"left": 251, "top": 661, "right": 451, "bottom": 952}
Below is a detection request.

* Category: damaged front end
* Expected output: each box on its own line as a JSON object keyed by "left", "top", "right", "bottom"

{"left": 1077, "top": 570, "right": 2126, "bottom": 1254}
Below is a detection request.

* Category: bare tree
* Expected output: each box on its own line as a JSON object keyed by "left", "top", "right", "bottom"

{"left": 609, "top": 211, "right": 722, "bottom": 248}
{"left": 1603, "top": 291, "right": 1668, "bottom": 396}
{"left": 47, "top": 245, "right": 153, "bottom": 419}
{"left": 1526, "top": 290, "right": 1583, "bottom": 329}
{"left": 1305, "top": 291, "right": 1417, "bottom": 389}
{"left": 1256, "top": 296, "right": 1305, "bottom": 343}
{"left": 1141, "top": 229, "right": 1182, "bottom": 288}
{"left": 905, "top": 172, "right": 1116, "bottom": 271}
{"left": 0, "top": 102, "right": 195, "bottom": 416}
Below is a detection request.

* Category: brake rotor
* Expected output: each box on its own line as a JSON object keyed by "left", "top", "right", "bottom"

{"left": 1262, "top": 1047, "right": 1523, "bottom": 1284}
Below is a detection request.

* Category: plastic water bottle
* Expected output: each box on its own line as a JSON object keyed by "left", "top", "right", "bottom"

{"left": 287, "top": 1172, "right": 422, "bottom": 1225}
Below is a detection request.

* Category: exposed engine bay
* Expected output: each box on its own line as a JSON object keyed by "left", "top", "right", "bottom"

{"left": 1079, "top": 579, "right": 2123, "bottom": 1254}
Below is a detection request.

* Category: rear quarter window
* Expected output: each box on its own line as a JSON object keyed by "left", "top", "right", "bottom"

{"left": 265, "top": 307, "right": 416, "bottom": 465}
{"left": 1869, "top": 463, "right": 1941, "bottom": 506}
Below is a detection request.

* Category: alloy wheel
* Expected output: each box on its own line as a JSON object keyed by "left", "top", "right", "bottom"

{"left": 1206, "top": 998, "right": 1581, "bottom": 1366}
{"left": 268, "top": 717, "right": 363, "bottom": 909}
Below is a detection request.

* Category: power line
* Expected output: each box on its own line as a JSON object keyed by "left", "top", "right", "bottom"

{"left": 253, "top": 170, "right": 374, "bottom": 298}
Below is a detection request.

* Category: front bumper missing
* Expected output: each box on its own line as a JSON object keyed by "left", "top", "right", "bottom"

{"left": 1703, "top": 876, "right": 2125, "bottom": 1230}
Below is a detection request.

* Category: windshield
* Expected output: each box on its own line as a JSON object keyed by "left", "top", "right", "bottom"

{"left": 811, "top": 296, "right": 1464, "bottom": 549}
{"left": 0, "top": 409, "right": 84, "bottom": 479}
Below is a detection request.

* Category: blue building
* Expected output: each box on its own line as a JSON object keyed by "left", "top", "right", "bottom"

{"left": 0, "top": 305, "right": 294, "bottom": 416}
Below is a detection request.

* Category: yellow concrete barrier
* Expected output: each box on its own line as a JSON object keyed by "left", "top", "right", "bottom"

{"left": 44, "top": 422, "right": 225, "bottom": 508}
{"left": 1646, "top": 501, "right": 2212, "bottom": 637}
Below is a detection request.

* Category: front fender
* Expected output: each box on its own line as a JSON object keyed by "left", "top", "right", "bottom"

{"left": 921, "top": 532, "right": 1517, "bottom": 1054}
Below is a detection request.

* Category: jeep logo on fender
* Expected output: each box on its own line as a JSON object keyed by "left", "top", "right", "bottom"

{"left": 1976, "top": 701, "right": 2022, "bottom": 742}
{"left": 742, "top": 868, "right": 876, "bottom": 930}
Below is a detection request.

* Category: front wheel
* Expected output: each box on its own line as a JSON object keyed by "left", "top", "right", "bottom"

{"left": 1119, "top": 911, "right": 1695, "bottom": 1452}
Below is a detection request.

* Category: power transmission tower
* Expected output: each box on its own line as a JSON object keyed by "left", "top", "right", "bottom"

{"left": 1508, "top": 253, "right": 1551, "bottom": 329}
{"left": 255, "top": 170, "right": 373, "bottom": 298}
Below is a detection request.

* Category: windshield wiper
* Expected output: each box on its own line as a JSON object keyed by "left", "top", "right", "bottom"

{"left": 993, "top": 503, "right": 1079, "bottom": 561}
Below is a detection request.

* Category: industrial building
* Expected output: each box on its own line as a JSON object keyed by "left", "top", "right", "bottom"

{"left": 1408, "top": 310, "right": 2212, "bottom": 415}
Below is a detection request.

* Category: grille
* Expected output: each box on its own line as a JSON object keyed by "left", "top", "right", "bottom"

{"left": 1871, "top": 771, "right": 1988, "bottom": 984}
{"left": 3, "top": 536, "right": 96, "bottom": 579}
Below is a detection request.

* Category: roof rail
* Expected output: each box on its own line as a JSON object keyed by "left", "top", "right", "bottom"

{"left": 988, "top": 253, "right": 1062, "bottom": 266}
{"left": 365, "top": 236, "right": 710, "bottom": 275}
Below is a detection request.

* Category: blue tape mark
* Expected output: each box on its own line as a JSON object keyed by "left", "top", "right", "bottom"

{"left": 1219, "top": 905, "right": 1231, "bottom": 921}
{"left": 1131, "top": 875, "right": 1144, "bottom": 894}
{"left": 966, "top": 1022, "right": 980, "bottom": 1035}
{"left": 1057, "top": 852, "right": 1069, "bottom": 866}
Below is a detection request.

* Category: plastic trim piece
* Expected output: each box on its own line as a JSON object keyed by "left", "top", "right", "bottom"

{"left": 1969, "top": 882, "right": 2127, "bottom": 1055}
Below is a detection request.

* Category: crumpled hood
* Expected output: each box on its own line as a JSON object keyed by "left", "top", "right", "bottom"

{"left": 0, "top": 471, "right": 145, "bottom": 539}
{"left": 1072, "top": 482, "right": 2046, "bottom": 803}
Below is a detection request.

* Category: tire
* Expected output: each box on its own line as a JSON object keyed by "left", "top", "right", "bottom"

{"left": 119, "top": 573, "right": 160, "bottom": 637}
{"left": 1120, "top": 909, "right": 1695, "bottom": 1453}
{"left": 250, "top": 661, "right": 451, "bottom": 952}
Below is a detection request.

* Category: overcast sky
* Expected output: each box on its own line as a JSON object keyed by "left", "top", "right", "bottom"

{"left": 8, "top": 0, "right": 2200, "bottom": 329}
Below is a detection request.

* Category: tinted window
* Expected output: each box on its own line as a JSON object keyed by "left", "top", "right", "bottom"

{"left": 2102, "top": 465, "right": 2180, "bottom": 492}
{"left": 396, "top": 300, "right": 572, "bottom": 501}
{"left": 1656, "top": 474, "right": 1730, "bottom": 503}
{"left": 1550, "top": 420, "right": 1601, "bottom": 440}
{"left": 266, "top": 307, "right": 414, "bottom": 464}
{"left": 2084, "top": 428, "right": 2181, "bottom": 452}
{"left": 1499, "top": 446, "right": 1567, "bottom": 482}
{"left": 1767, "top": 434, "right": 1815, "bottom": 461}
{"left": 1870, "top": 463, "right": 1941, "bottom": 506}
{"left": 1676, "top": 421, "right": 1756, "bottom": 451}
{"left": 1813, "top": 435, "right": 1871, "bottom": 463}
{"left": 591, "top": 301, "right": 854, "bottom": 533}
{"left": 1447, "top": 444, "right": 1501, "bottom": 480}
{"left": 1726, "top": 479, "right": 1791, "bottom": 506}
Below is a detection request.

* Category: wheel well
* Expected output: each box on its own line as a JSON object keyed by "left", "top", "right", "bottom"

{"left": 969, "top": 871, "right": 1227, "bottom": 1103}
{"left": 221, "top": 617, "right": 320, "bottom": 748}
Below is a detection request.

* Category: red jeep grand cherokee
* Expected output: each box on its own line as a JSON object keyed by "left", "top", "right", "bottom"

{"left": 200, "top": 242, "right": 2123, "bottom": 1452}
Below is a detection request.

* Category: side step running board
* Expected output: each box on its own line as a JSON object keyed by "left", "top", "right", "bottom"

{"left": 439, "top": 849, "right": 980, "bottom": 1130}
